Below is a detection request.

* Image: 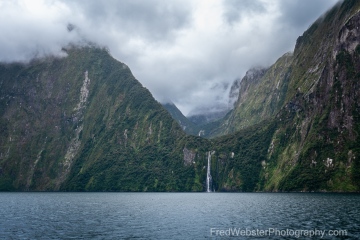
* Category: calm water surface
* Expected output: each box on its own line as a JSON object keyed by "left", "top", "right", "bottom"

{"left": 0, "top": 192, "right": 359, "bottom": 239}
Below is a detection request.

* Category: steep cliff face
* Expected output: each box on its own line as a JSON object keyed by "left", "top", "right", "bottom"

{"left": 1, "top": 0, "right": 360, "bottom": 192}
{"left": 261, "top": 0, "right": 360, "bottom": 191}
{"left": 202, "top": 0, "right": 360, "bottom": 192}
{"left": 162, "top": 102, "right": 201, "bottom": 135}
{"left": 0, "top": 46, "right": 211, "bottom": 191}
{"left": 0, "top": 49, "right": 101, "bottom": 190}
{"left": 209, "top": 53, "right": 292, "bottom": 137}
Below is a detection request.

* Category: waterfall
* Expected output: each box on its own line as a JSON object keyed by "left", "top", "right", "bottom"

{"left": 206, "top": 151, "right": 212, "bottom": 192}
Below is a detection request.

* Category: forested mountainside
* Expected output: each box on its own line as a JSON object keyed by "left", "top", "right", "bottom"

{"left": 162, "top": 102, "right": 226, "bottom": 137}
{"left": 208, "top": 53, "right": 292, "bottom": 137}
{"left": 211, "top": 0, "right": 360, "bottom": 191}
{"left": 0, "top": 46, "right": 212, "bottom": 191}
{"left": 1, "top": 0, "right": 360, "bottom": 192}
{"left": 166, "top": 0, "right": 360, "bottom": 191}
{"left": 260, "top": 0, "right": 360, "bottom": 191}
{"left": 162, "top": 102, "right": 199, "bottom": 135}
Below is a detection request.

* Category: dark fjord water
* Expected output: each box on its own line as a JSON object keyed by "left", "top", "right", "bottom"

{"left": 0, "top": 193, "right": 359, "bottom": 239}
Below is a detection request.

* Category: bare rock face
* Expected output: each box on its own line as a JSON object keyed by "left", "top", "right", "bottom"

{"left": 0, "top": 47, "right": 202, "bottom": 191}
{"left": 183, "top": 147, "right": 196, "bottom": 166}
{"left": 336, "top": 12, "right": 360, "bottom": 55}
{"left": 1, "top": 0, "right": 360, "bottom": 193}
{"left": 209, "top": 54, "right": 292, "bottom": 137}
{"left": 228, "top": 67, "right": 267, "bottom": 109}
{"left": 208, "top": 0, "right": 360, "bottom": 192}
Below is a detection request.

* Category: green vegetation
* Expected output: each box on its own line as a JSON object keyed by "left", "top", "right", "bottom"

{"left": 212, "top": 120, "right": 277, "bottom": 191}
{"left": 1, "top": 0, "right": 360, "bottom": 192}
{"left": 208, "top": 53, "right": 293, "bottom": 138}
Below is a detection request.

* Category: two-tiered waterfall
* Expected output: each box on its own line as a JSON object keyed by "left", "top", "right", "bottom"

{"left": 206, "top": 151, "right": 212, "bottom": 192}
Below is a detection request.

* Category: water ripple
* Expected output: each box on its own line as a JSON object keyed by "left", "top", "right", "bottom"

{"left": 0, "top": 192, "right": 359, "bottom": 239}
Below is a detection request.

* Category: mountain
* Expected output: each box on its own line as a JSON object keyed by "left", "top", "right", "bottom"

{"left": 0, "top": 46, "right": 213, "bottom": 191}
{"left": 162, "top": 102, "right": 200, "bottom": 135}
{"left": 211, "top": 0, "right": 360, "bottom": 191}
{"left": 1, "top": 0, "right": 360, "bottom": 192}
{"left": 163, "top": 102, "right": 230, "bottom": 137}
{"left": 260, "top": 0, "right": 360, "bottom": 191}
{"left": 163, "top": 80, "right": 241, "bottom": 137}
{"left": 228, "top": 77, "right": 242, "bottom": 108}
{"left": 0, "top": 45, "right": 292, "bottom": 192}
{"left": 187, "top": 108, "right": 230, "bottom": 126}
{"left": 207, "top": 54, "right": 292, "bottom": 137}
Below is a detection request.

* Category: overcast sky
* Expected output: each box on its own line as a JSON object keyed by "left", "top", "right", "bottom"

{"left": 0, "top": 0, "right": 339, "bottom": 115}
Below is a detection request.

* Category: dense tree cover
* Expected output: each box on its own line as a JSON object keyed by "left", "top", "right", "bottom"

{"left": 1, "top": 0, "right": 360, "bottom": 192}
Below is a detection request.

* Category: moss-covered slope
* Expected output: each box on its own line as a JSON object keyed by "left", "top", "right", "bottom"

{"left": 0, "top": 46, "right": 212, "bottom": 191}
{"left": 209, "top": 53, "right": 293, "bottom": 137}
{"left": 1, "top": 0, "right": 360, "bottom": 192}
{"left": 210, "top": 0, "right": 360, "bottom": 192}
{"left": 261, "top": 0, "right": 360, "bottom": 191}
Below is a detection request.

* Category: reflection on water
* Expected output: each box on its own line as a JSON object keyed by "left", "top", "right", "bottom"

{"left": 0, "top": 192, "right": 359, "bottom": 239}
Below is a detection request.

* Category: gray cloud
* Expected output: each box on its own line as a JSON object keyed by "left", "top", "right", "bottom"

{"left": 277, "top": 0, "right": 338, "bottom": 29}
{"left": 61, "top": 0, "right": 192, "bottom": 41}
{"left": 222, "top": 0, "right": 267, "bottom": 24}
{"left": 0, "top": 0, "right": 340, "bottom": 115}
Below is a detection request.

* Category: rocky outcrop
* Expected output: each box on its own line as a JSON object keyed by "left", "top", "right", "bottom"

{"left": 208, "top": 54, "right": 292, "bottom": 137}
{"left": 0, "top": 47, "right": 200, "bottom": 191}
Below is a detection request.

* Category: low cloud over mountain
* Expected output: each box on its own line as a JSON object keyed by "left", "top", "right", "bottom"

{"left": 0, "top": 0, "right": 338, "bottom": 115}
